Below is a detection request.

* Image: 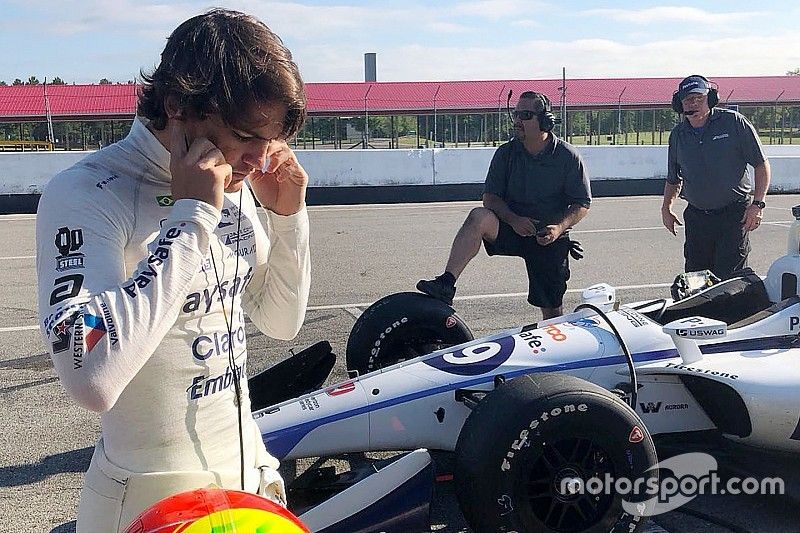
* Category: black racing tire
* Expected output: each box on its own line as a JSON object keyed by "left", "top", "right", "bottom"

{"left": 454, "top": 373, "right": 658, "bottom": 533}
{"left": 345, "top": 292, "right": 473, "bottom": 375}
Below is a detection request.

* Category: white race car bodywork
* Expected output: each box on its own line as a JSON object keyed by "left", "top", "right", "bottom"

{"left": 256, "top": 287, "right": 800, "bottom": 460}
{"left": 254, "top": 214, "right": 800, "bottom": 532}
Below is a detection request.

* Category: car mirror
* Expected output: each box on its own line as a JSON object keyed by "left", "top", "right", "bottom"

{"left": 662, "top": 316, "right": 727, "bottom": 364}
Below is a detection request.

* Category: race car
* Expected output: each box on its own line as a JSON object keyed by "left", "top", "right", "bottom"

{"left": 246, "top": 207, "right": 800, "bottom": 533}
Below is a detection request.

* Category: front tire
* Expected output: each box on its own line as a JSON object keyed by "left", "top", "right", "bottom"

{"left": 454, "top": 373, "right": 657, "bottom": 533}
{"left": 345, "top": 292, "right": 473, "bottom": 375}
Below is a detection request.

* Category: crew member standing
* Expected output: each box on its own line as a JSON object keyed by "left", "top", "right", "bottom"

{"left": 662, "top": 74, "right": 770, "bottom": 279}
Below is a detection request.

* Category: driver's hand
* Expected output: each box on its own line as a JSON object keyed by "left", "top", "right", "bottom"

{"left": 249, "top": 140, "right": 308, "bottom": 216}
{"left": 510, "top": 216, "right": 536, "bottom": 237}
{"left": 169, "top": 120, "right": 230, "bottom": 212}
{"left": 661, "top": 208, "right": 682, "bottom": 236}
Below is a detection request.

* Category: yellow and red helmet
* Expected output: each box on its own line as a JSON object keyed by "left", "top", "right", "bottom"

{"left": 123, "top": 488, "right": 309, "bottom": 533}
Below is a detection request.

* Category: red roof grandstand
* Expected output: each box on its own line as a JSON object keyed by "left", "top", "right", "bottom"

{"left": 1, "top": 76, "right": 798, "bottom": 121}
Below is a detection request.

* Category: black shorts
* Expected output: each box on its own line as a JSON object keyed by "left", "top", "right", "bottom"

{"left": 484, "top": 221, "right": 571, "bottom": 309}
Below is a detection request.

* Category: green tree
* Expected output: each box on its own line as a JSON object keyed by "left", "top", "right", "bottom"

{"left": 26, "top": 76, "right": 40, "bottom": 85}
{"left": 0, "top": 81, "right": 6, "bottom": 86}
{"left": 99, "top": 78, "right": 111, "bottom": 84}
{"left": 12, "top": 78, "right": 23, "bottom": 86}
{"left": 787, "top": 68, "right": 800, "bottom": 76}
{"left": 50, "top": 77, "right": 66, "bottom": 85}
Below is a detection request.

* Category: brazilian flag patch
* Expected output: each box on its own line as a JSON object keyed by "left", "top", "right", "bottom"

{"left": 156, "top": 195, "right": 175, "bottom": 207}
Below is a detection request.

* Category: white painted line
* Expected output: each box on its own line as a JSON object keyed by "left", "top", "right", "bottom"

{"left": 0, "top": 255, "right": 35, "bottom": 260}
{"left": 453, "top": 282, "right": 672, "bottom": 302}
{"left": 309, "top": 301, "right": 375, "bottom": 311}
{"left": 305, "top": 282, "right": 672, "bottom": 310}
{"left": 0, "top": 325, "right": 39, "bottom": 333}
{"left": 0, "top": 282, "right": 674, "bottom": 333}
{"left": 574, "top": 226, "right": 664, "bottom": 234}
{"left": 0, "top": 214, "right": 36, "bottom": 220}
{"left": 343, "top": 307, "right": 364, "bottom": 319}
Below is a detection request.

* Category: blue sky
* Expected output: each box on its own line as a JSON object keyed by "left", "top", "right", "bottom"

{"left": 1, "top": 0, "right": 799, "bottom": 84}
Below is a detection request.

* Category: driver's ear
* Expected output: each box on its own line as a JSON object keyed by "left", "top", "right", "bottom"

{"left": 164, "top": 93, "right": 184, "bottom": 120}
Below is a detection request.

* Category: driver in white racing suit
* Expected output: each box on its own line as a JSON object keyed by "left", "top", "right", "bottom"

{"left": 35, "top": 9, "right": 310, "bottom": 532}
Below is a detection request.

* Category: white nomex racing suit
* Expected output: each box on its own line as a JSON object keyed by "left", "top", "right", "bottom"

{"left": 35, "top": 118, "right": 311, "bottom": 532}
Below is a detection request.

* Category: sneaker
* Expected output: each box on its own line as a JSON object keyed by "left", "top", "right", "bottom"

{"left": 416, "top": 277, "right": 456, "bottom": 306}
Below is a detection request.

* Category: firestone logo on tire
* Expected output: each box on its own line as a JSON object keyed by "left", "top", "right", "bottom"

{"left": 501, "top": 403, "right": 589, "bottom": 472}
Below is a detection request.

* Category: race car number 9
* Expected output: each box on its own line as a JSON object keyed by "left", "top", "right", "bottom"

{"left": 424, "top": 335, "right": 516, "bottom": 376}
{"left": 443, "top": 343, "right": 502, "bottom": 365}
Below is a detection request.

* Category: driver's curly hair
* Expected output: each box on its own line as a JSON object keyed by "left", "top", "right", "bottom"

{"left": 137, "top": 8, "right": 306, "bottom": 139}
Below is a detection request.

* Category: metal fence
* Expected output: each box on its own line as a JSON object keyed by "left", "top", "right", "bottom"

{"left": 1, "top": 81, "right": 798, "bottom": 150}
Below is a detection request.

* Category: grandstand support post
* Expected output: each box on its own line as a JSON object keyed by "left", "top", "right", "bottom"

{"left": 652, "top": 108, "right": 656, "bottom": 145}
{"left": 617, "top": 86, "right": 626, "bottom": 145}
{"left": 433, "top": 84, "right": 441, "bottom": 148}
{"left": 364, "top": 84, "right": 373, "bottom": 149}
{"left": 774, "top": 90, "right": 785, "bottom": 145}
{"left": 560, "top": 67, "right": 567, "bottom": 138}
{"left": 43, "top": 78, "right": 55, "bottom": 148}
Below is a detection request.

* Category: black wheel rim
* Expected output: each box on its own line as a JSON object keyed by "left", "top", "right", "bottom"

{"left": 524, "top": 437, "right": 616, "bottom": 532}
{"left": 369, "top": 328, "right": 457, "bottom": 370}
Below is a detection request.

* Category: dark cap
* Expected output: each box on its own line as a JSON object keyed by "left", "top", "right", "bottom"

{"left": 519, "top": 91, "right": 551, "bottom": 113}
{"left": 678, "top": 76, "right": 710, "bottom": 99}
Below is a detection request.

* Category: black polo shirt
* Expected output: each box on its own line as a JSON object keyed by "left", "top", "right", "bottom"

{"left": 667, "top": 108, "right": 766, "bottom": 210}
{"left": 484, "top": 135, "right": 591, "bottom": 225}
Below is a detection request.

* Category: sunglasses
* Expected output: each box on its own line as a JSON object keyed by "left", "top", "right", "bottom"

{"left": 512, "top": 110, "right": 537, "bottom": 121}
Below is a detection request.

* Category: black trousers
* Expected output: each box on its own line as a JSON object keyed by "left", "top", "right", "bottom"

{"left": 683, "top": 202, "right": 750, "bottom": 280}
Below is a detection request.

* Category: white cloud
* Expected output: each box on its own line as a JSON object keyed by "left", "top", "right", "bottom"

{"left": 4, "top": 1, "right": 798, "bottom": 85}
{"left": 309, "top": 33, "right": 800, "bottom": 83}
{"left": 453, "top": 0, "right": 550, "bottom": 20}
{"left": 579, "top": 6, "right": 767, "bottom": 26}
{"left": 426, "top": 21, "right": 472, "bottom": 34}
{"left": 512, "top": 19, "right": 542, "bottom": 29}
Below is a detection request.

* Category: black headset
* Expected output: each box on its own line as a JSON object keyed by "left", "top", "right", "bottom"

{"left": 507, "top": 90, "right": 558, "bottom": 132}
{"left": 534, "top": 92, "right": 557, "bottom": 132}
{"left": 671, "top": 75, "right": 719, "bottom": 114}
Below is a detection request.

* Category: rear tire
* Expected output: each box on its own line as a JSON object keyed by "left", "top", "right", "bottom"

{"left": 345, "top": 292, "right": 473, "bottom": 375}
{"left": 454, "top": 373, "right": 657, "bottom": 533}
